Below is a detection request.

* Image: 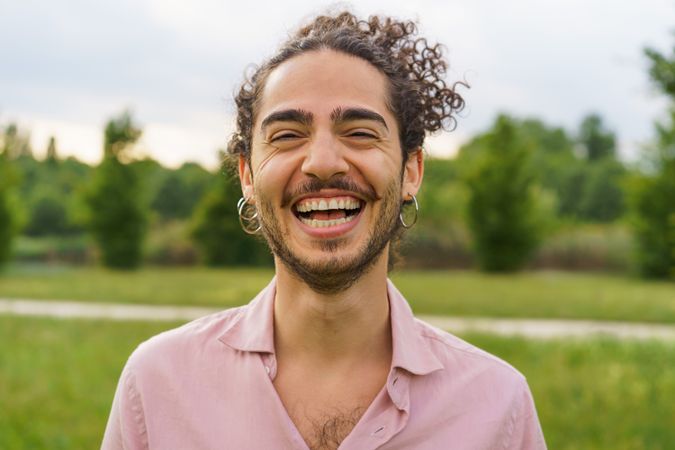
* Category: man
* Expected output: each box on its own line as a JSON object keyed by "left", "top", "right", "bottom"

{"left": 102, "top": 11, "right": 546, "bottom": 450}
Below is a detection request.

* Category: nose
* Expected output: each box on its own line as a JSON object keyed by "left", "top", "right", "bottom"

{"left": 301, "top": 132, "right": 349, "bottom": 180}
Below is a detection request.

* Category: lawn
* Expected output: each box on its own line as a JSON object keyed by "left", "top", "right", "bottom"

{"left": 1, "top": 264, "right": 674, "bottom": 323}
{"left": 1, "top": 316, "right": 673, "bottom": 449}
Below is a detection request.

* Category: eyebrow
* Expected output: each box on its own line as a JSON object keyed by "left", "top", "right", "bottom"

{"left": 259, "top": 106, "right": 389, "bottom": 133}
{"left": 260, "top": 109, "right": 314, "bottom": 132}
{"left": 330, "top": 107, "right": 388, "bottom": 130}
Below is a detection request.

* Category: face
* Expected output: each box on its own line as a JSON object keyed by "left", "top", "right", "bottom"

{"left": 240, "top": 49, "right": 423, "bottom": 294}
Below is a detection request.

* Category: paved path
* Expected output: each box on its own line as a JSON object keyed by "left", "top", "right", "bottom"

{"left": 2, "top": 298, "right": 675, "bottom": 340}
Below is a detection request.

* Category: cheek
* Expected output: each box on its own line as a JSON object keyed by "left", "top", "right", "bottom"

{"left": 250, "top": 150, "right": 303, "bottom": 197}
{"left": 347, "top": 149, "right": 402, "bottom": 193}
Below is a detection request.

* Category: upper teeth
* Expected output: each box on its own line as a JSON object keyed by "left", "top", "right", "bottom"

{"left": 296, "top": 197, "right": 360, "bottom": 212}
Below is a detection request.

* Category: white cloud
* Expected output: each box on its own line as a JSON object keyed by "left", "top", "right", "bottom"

{"left": 140, "top": 114, "right": 233, "bottom": 169}
{"left": 18, "top": 116, "right": 103, "bottom": 164}
{"left": 2, "top": 0, "right": 675, "bottom": 166}
{"left": 426, "top": 130, "right": 468, "bottom": 158}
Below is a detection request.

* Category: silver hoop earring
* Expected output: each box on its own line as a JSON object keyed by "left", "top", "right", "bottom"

{"left": 399, "top": 194, "right": 418, "bottom": 229}
{"left": 237, "top": 196, "right": 261, "bottom": 235}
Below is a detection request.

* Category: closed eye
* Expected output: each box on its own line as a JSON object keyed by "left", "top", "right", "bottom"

{"left": 270, "top": 132, "right": 304, "bottom": 142}
{"left": 346, "top": 130, "right": 378, "bottom": 139}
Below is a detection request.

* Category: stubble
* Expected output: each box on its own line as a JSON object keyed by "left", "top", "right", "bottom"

{"left": 257, "top": 179, "right": 401, "bottom": 295}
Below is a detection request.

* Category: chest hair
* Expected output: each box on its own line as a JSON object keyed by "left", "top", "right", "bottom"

{"left": 303, "top": 406, "right": 365, "bottom": 450}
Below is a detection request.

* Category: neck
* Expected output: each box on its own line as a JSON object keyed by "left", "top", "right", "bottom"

{"left": 273, "top": 252, "right": 392, "bottom": 368}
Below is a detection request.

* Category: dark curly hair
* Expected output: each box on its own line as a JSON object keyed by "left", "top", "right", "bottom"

{"left": 227, "top": 11, "right": 466, "bottom": 164}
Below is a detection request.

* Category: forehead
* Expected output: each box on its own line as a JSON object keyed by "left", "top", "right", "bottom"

{"left": 256, "top": 49, "right": 392, "bottom": 125}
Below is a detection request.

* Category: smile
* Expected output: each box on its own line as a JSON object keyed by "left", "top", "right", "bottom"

{"left": 292, "top": 195, "right": 363, "bottom": 229}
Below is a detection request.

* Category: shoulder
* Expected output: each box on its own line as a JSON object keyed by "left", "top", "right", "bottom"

{"left": 125, "top": 305, "right": 246, "bottom": 373}
{"left": 404, "top": 319, "right": 546, "bottom": 448}
{"left": 414, "top": 317, "right": 527, "bottom": 388}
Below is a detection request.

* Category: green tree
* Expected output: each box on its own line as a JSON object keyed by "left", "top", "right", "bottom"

{"left": 24, "top": 189, "right": 70, "bottom": 236}
{"left": 460, "top": 117, "right": 580, "bottom": 220}
{"left": 577, "top": 158, "right": 626, "bottom": 222}
{"left": 464, "top": 114, "right": 542, "bottom": 271}
{"left": 0, "top": 140, "right": 19, "bottom": 267}
{"left": 626, "top": 44, "right": 675, "bottom": 279}
{"left": 2, "top": 123, "right": 33, "bottom": 159}
{"left": 152, "top": 163, "right": 214, "bottom": 221}
{"left": 191, "top": 157, "right": 270, "bottom": 266}
{"left": 85, "top": 111, "right": 147, "bottom": 269}
{"left": 578, "top": 114, "right": 617, "bottom": 161}
{"left": 46, "top": 136, "right": 58, "bottom": 166}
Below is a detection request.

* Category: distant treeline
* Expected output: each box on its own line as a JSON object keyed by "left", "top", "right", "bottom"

{"left": 0, "top": 109, "right": 660, "bottom": 276}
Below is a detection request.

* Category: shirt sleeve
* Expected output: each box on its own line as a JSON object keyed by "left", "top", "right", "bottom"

{"left": 101, "top": 363, "right": 149, "bottom": 450}
{"left": 507, "top": 379, "right": 547, "bottom": 450}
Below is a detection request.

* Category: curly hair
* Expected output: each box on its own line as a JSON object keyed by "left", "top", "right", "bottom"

{"left": 227, "top": 11, "right": 466, "bottom": 163}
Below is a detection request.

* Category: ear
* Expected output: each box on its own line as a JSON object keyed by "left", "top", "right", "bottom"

{"left": 238, "top": 154, "right": 255, "bottom": 203}
{"left": 401, "top": 148, "right": 424, "bottom": 201}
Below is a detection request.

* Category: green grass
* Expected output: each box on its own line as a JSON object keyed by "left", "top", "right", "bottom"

{"left": 1, "top": 265, "right": 674, "bottom": 323}
{"left": 0, "top": 316, "right": 176, "bottom": 449}
{"left": 394, "top": 270, "right": 675, "bottom": 323}
{"left": 467, "top": 333, "right": 675, "bottom": 450}
{"left": 1, "top": 316, "right": 673, "bottom": 449}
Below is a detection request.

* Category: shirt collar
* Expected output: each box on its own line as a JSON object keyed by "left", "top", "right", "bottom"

{"left": 218, "top": 278, "right": 276, "bottom": 354}
{"left": 218, "top": 277, "right": 443, "bottom": 376}
{"left": 387, "top": 279, "right": 443, "bottom": 376}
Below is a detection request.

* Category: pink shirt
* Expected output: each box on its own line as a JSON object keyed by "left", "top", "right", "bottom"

{"left": 102, "top": 279, "right": 546, "bottom": 449}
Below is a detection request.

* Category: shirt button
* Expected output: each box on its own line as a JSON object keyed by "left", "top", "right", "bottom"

{"left": 265, "top": 366, "right": 271, "bottom": 374}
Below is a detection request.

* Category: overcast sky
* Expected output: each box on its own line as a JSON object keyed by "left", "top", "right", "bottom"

{"left": 1, "top": 0, "right": 674, "bottom": 169}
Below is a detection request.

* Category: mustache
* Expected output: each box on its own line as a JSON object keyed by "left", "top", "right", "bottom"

{"left": 281, "top": 177, "right": 378, "bottom": 207}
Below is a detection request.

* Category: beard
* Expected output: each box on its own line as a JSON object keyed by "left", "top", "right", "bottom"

{"left": 257, "top": 177, "right": 402, "bottom": 295}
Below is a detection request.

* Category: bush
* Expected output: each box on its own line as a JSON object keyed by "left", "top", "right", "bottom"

{"left": 24, "top": 190, "right": 70, "bottom": 236}
{"left": 191, "top": 173, "right": 271, "bottom": 266}
{"left": 13, "top": 235, "right": 94, "bottom": 264}
{"left": 85, "top": 112, "right": 147, "bottom": 269}
{"left": 531, "top": 224, "right": 633, "bottom": 272}
{"left": 627, "top": 154, "right": 675, "bottom": 279}
{"left": 144, "top": 220, "right": 199, "bottom": 266}
{"left": 85, "top": 156, "right": 147, "bottom": 269}
{"left": 465, "top": 115, "right": 543, "bottom": 271}
{"left": 0, "top": 150, "right": 20, "bottom": 268}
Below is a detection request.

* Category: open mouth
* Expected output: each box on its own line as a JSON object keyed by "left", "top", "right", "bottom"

{"left": 292, "top": 196, "right": 364, "bottom": 228}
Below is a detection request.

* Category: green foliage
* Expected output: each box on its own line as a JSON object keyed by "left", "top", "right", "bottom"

{"left": 13, "top": 235, "right": 92, "bottom": 264}
{"left": 45, "top": 136, "right": 58, "bottom": 165}
{"left": 1, "top": 123, "right": 33, "bottom": 159}
{"left": 144, "top": 220, "right": 199, "bottom": 265}
{"left": 532, "top": 223, "right": 633, "bottom": 272}
{"left": 576, "top": 158, "right": 626, "bottom": 222}
{"left": 645, "top": 46, "right": 675, "bottom": 97}
{"left": 459, "top": 114, "right": 627, "bottom": 224}
{"left": 85, "top": 111, "right": 147, "bottom": 269}
{"left": 86, "top": 156, "right": 147, "bottom": 269}
{"left": 151, "top": 163, "right": 215, "bottom": 221}
{"left": 103, "top": 111, "right": 142, "bottom": 159}
{"left": 191, "top": 169, "right": 271, "bottom": 266}
{"left": 402, "top": 158, "right": 471, "bottom": 268}
{"left": 0, "top": 125, "right": 24, "bottom": 268}
{"left": 626, "top": 43, "right": 675, "bottom": 279}
{"left": 0, "top": 155, "right": 18, "bottom": 267}
{"left": 24, "top": 188, "right": 70, "bottom": 236}
{"left": 578, "top": 113, "right": 617, "bottom": 161}
{"left": 627, "top": 156, "right": 675, "bottom": 279}
{"left": 464, "top": 114, "right": 543, "bottom": 271}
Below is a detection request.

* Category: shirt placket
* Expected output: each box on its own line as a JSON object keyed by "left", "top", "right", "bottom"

{"left": 340, "top": 369, "right": 411, "bottom": 450}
